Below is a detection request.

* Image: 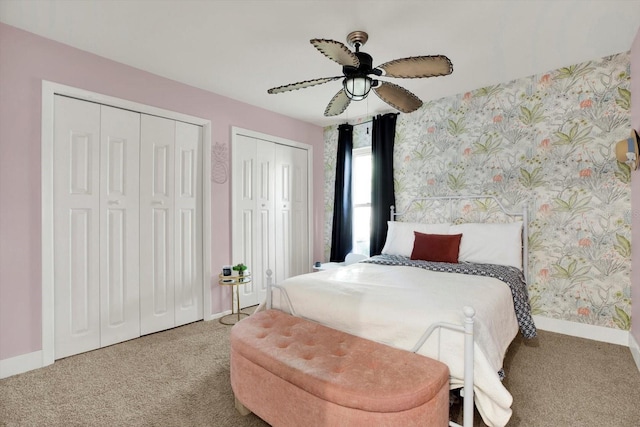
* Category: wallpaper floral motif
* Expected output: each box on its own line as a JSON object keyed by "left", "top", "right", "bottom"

{"left": 324, "top": 52, "right": 632, "bottom": 330}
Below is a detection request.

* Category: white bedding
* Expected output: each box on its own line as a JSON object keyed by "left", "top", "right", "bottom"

{"left": 268, "top": 262, "right": 519, "bottom": 427}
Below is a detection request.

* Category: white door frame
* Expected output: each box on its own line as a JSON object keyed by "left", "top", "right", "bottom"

{"left": 230, "top": 127, "right": 314, "bottom": 300}
{"left": 41, "top": 80, "right": 212, "bottom": 367}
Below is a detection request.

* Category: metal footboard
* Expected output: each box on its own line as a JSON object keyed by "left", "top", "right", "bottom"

{"left": 412, "top": 308, "right": 475, "bottom": 427}
{"left": 265, "top": 269, "right": 475, "bottom": 427}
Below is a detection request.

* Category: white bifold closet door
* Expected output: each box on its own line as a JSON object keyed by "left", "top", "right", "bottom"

{"left": 54, "top": 97, "right": 141, "bottom": 359}
{"left": 53, "top": 96, "right": 203, "bottom": 359}
{"left": 233, "top": 134, "right": 309, "bottom": 308}
{"left": 139, "top": 115, "right": 203, "bottom": 336}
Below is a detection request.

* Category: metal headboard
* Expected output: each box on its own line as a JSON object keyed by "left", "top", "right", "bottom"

{"left": 390, "top": 195, "right": 529, "bottom": 284}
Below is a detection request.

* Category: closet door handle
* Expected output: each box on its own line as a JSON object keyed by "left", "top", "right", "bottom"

{"left": 108, "top": 200, "right": 120, "bottom": 205}
{"left": 152, "top": 200, "right": 164, "bottom": 206}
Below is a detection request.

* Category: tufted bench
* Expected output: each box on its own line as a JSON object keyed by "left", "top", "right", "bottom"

{"left": 230, "top": 309, "right": 450, "bottom": 427}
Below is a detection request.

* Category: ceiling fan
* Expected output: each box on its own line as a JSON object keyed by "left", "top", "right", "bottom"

{"left": 267, "top": 31, "right": 453, "bottom": 117}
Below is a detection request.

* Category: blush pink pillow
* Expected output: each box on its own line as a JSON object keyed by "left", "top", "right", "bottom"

{"left": 410, "top": 232, "right": 462, "bottom": 263}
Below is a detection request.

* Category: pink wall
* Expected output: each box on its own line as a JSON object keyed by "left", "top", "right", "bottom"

{"left": 0, "top": 23, "right": 324, "bottom": 361}
{"left": 631, "top": 27, "right": 640, "bottom": 346}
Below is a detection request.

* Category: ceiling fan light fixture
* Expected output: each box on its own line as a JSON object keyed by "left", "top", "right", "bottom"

{"left": 269, "top": 31, "right": 452, "bottom": 116}
{"left": 343, "top": 76, "right": 371, "bottom": 101}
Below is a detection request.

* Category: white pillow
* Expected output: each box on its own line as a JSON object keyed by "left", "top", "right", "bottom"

{"left": 382, "top": 221, "right": 451, "bottom": 257}
{"left": 449, "top": 222, "right": 523, "bottom": 269}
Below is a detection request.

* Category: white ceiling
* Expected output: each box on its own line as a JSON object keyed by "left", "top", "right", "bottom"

{"left": 1, "top": 0, "right": 640, "bottom": 127}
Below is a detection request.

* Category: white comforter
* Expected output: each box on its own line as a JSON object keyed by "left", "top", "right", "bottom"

{"left": 267, "top": 262, "right": 519, "bottom": 427}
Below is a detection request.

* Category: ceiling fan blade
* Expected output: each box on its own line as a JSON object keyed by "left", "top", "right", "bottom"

{"left": 267, "top": 76, "right": 342, "bottom": 94}
{"left": 373, "top": 81, "right": 423, "bottom": 113}
{"left": 377, "top": 55, "right": 453, "bottom": 78}
{"left": 324, "top": 89, "right": 351, "bottom": 116}
{"left": 310, "top": 39, "right": 360, "bottom": 67}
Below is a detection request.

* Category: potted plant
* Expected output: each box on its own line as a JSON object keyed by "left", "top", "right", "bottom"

{"left": 233, "top": 263, "right": 248, "bottom": 277}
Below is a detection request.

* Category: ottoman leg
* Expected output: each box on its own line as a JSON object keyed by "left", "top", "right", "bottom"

{"left": 234, "top": 395, "right": 252, "bottom": 416}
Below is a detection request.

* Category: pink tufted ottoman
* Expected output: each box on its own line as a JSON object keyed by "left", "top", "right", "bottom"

{"left": 230, "top": 309, "right": 450, "bottom": 427}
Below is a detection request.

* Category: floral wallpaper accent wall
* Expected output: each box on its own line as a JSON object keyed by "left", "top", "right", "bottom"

{"left": 324, "top": 52, "right": 632, "bottom": 330}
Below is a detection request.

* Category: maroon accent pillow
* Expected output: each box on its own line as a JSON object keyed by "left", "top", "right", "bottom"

{"left": 410, "top": 232, "right": 462, "bottom": 263}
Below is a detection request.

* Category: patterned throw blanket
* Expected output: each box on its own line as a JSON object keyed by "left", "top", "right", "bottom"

{"left": 362, "top": 254, "right": 537, "bottom": 339}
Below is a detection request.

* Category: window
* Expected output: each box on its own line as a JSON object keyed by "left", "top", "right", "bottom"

{"left": 352, "top": 146, "right": 371, "bottom": 256}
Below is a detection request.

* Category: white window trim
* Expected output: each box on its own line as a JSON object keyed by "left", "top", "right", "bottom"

{"left": 351, "top": 146, "right": 372, "bottom": 256}
{"left": 352, "top": 146, "right": 372, "bottom": 209}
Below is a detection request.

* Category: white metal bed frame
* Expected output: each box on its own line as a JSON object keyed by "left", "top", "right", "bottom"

{"left": 264, "top": 195, "right": 527, "bottom": 427}
{"left": 390, "top": 195, "right": 528, "bottom": 426}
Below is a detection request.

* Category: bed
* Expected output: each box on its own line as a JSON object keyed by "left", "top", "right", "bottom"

{"left": 262, "top": 195, "right": 536, "bottom": 427}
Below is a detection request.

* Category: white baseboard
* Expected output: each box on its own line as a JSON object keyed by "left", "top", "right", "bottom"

{"left": 206, "top": 310, "right": 232, "bottom": 321}
{"left": 2, "top": 312, "right": 234, "bottom": 378}
{"left": 629, "top": 333, "right": 640, "bottom": 373}
{"left": 3, "top": 316, "right": 636, "bottom": 377}
{"left": 0, "top": 350, "right": 47, "bottom": 379}
{"left": 533, "top": 315, "right": 629, "bottom": 346}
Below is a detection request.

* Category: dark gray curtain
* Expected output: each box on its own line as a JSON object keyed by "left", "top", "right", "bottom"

{"left": 330, "top": 124, "right": 353, "bottom": 262}
{"left": 370, "top": 113, "right": 397, "bottom": 256}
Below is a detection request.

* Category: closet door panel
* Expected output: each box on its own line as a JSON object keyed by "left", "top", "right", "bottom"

{"left": 234, "top": 136, "right": 276, "bottom": 308}
{"left": 140, "top": 115, "right": 176, "bottom": 335}
{"left": 253, "top": 142, "right": 276, "bottom": 305}
{"left": 275, "top": 144, "right": 309, "bottom": 282}
{"left": 54, "top": 96, "right": 101, "bottom": 359}
{"left": 275, "top": 150, "right": 291, "bottom": 285}
{"left": 233, "top": 135, "right": 258, "bottom": 307}
{"left": 290, "top": 147, "right": 309, "bottom": 276}
{"left": 99, "top": 105, "right": 141, "bottom": 347}
{"left": 174, "top": 122, "right": 203, "bottom": 326}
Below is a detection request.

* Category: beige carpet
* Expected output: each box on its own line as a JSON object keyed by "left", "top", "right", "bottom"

{"left": 1, "top": 311, "right": 639, "bottom": 427}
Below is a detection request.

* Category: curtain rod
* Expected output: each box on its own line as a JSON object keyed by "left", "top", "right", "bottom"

{"left": 340, "top": 120, "right": 371, "bottom": 127}
{"left": 345, "top": 112, "right": 399, "bottom": 127}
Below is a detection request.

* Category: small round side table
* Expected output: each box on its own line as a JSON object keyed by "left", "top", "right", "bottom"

{"left": 219, "top": 272, "right": 252, "bottom": 325}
